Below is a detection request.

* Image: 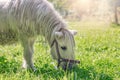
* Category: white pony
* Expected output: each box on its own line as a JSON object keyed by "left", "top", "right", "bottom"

{"left": 0, "top": 0, "right": 79, "bottom": 71}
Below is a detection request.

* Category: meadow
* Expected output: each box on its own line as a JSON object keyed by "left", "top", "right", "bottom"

{"left": 0, "top": 21, "right": 120, "bottom": 80}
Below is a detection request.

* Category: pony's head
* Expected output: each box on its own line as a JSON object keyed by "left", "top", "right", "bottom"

{"left": 50, "top": 28, "right": 79, "bottom": 70}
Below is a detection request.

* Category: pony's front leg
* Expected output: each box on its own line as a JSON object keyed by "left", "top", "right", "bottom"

{"left": 21, "top": 37, "right": 36, "bottom": 71}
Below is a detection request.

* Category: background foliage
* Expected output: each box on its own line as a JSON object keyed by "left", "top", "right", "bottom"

{"left": 48, "top": 0, "right": 120, "bottom": 24}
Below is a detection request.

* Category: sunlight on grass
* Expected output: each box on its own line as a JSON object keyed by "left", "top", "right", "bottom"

{"left": 0, "top": 22, "right": 120, "bottom": 80}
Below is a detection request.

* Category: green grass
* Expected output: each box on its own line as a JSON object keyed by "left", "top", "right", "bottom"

{"left": 0, "top": 21, "right": 120, "bottom": 80}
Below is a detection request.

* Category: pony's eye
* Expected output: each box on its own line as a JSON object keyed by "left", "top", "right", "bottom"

{"left": 61, "top": 46, "right": 67, "bottom": 50}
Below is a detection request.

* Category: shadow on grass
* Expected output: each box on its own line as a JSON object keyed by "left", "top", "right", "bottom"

{"left": 71, "top": 66, "right": 113, "bottom": 80}
{"left": 32, "top": 64, "right": 113, "bottom": 80}
{"left": 32, "top": 64, "right": 65, "bottom": 80}
{"left": 0, "top": 56, "right": 113, "bottom": 80}
{"left": 0, "top": 56, "right": 20, "bottom": 73}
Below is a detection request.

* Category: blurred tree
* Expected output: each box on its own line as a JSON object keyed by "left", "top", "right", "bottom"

{"left": 48, "top": 0, "right": 72, "bottom": 17}
{"left": 109, "top": 0, "right": 120, "bottom": 24}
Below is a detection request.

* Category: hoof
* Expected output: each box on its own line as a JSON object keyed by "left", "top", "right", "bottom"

{"left": 22, "top": 64, "right": 37, "bottom": 72}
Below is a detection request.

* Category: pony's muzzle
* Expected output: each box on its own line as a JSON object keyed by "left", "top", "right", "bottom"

{"left": 57, "top": 59, "right": 73, "bottom": 70}
{"left": 62, "top": 62, "right": 76, "bottom": 71}
{"left": 58, "top": 59, "right": 80, "bottom": 71}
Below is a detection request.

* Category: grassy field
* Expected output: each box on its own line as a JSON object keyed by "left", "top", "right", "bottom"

{"left": 0, "top": 21, "right": 120, "bottom": 80}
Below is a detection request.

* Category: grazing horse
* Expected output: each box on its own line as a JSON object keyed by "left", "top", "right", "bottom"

{"left": 0, "top": 0, "right": 79, "bottom": 71}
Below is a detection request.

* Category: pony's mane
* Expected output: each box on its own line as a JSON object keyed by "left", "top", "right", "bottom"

{"left": 0, "top": 0, "right": 68, "bottom": 45}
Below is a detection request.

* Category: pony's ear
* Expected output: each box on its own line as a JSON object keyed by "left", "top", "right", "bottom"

{"left": 69, "top": 30, "right": 77, "bottom": 36}
{"left": 55, "top": 32, "right": 63, "bottom": 39}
